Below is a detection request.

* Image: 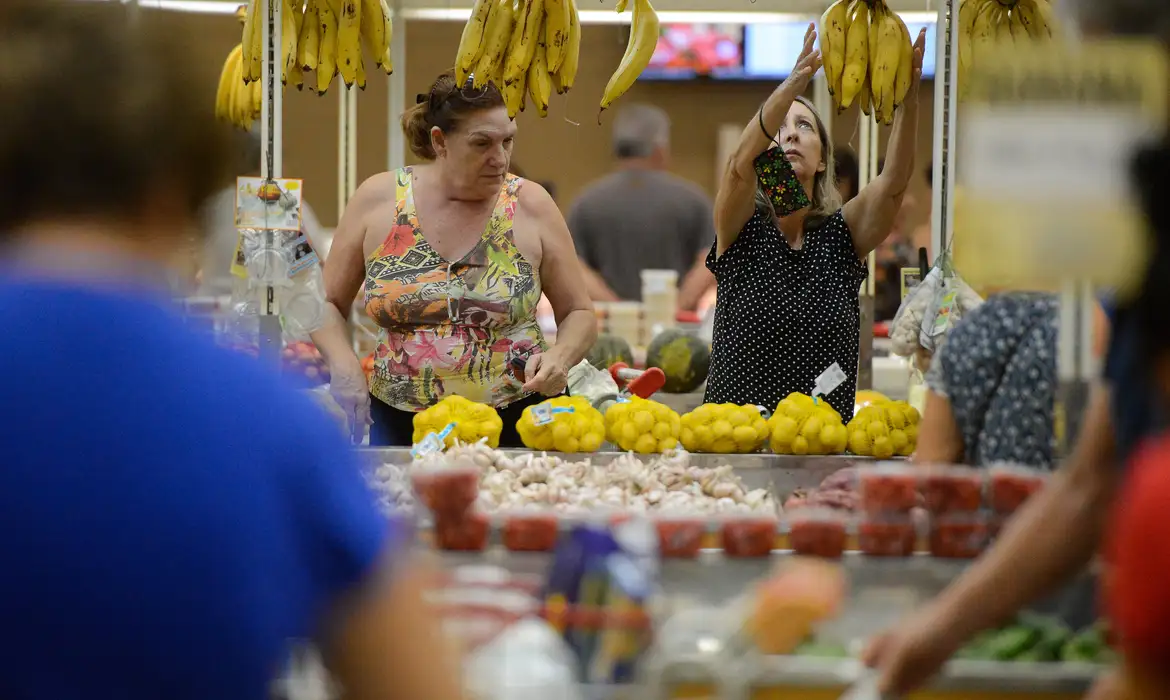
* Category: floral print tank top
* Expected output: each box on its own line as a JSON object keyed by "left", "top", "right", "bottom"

{"left": 364, "top": 167, "right": 547, "bottom": 411}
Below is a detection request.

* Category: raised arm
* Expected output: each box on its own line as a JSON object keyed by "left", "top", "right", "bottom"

{"left": 521, "top": 183, "right": 598, "bottom": 395}
{"left": 714, "top": 24, "right": 822, "bottom": 256}
{"left": 311, "top": 173, "right": 391, "bottom": 442}
{"left": 842, "top": 28, "right": 927, "bottom": 258}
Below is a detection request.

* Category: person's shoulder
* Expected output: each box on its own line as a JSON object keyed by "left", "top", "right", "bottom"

{"left": 657, "top": 171, "right": 712, "bottom": 203}
{"left": 516, "top": 178, "right": 557, "bottom": 218}
{"left": 571, "top": 172, "right": 626, "bottom": 206}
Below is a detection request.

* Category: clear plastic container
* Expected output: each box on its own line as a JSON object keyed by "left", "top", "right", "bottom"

{"left": 607, "top": 301, "right": 643, "bottom": 350}
{"left": 411, "top": 463, "right": 481, "bottom": 516}
{"left": 641, "top": 269, "right": 679, "bottom": 344}
{"left": 787, "top": 507, "right": 851, "bottom": 559}
{"left": 928, "top": 513, "right": 991, "bottom": 559}
{"left": 652, "top": 514, "right": 709, "bottom": 559}
{"left": 921, "top": 464, "right": 985, "bottom": 514}
{"left": 989, "top": 464, "right": 1047, "bottom": 514}
{"left": 858, "top": 463, "right": 920, "bottom": 514}
{"left": 501, "top": 511, "right": 560, "bottom": 553}
{"left": 719, "top": 515, "right": 778, "bottom": 558}
{"left": 858, "top": 514, "right": 917, "bottom": 557}
{"left": 434, "top": 510, "right": 490, "bottom": 551}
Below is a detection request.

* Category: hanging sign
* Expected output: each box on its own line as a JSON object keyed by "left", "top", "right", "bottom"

{"left": 954, "top": 40, "right": 1168, "bottom": 299}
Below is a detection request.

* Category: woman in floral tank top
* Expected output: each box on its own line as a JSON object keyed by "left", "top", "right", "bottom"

{"left": 312, "top": 71, "right": 596, "bottom": 446}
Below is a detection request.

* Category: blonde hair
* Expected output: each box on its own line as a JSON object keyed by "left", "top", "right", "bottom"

{"left": 754, "top": 96, "right": 842, "bottom": 230}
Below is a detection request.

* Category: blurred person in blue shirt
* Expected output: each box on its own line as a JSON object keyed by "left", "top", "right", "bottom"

{"left": 0, "top": 4, "right": 463, "bottom": 700}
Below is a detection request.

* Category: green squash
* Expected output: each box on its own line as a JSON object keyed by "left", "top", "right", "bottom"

{"left": 586, "top": 334, "right": 635, "bottom": 371}
{"left": 646, "top": 329, "right": 711, "bottom": 394}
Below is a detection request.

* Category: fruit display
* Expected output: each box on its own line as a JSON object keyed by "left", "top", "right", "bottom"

{"left": 721, "top": 515, "right": 779, "bottom": 558}
{"left": 745, "top": 558, "right": 847, "bottom": 655}
{"left": 399, "top": 444, "right": 776, "bottom": 515}
{"left": 586, "top": 333, "right": 635, "bottom": 372}
{"left": 858, "top": 463, "right": 919, "bottom": 513}
{"left": 768, "top": 393, "right": 849, "bottom": 456}
{"left": 217, "top": 0, "right": 393, "bottom": 128}
{"left": 604, "top": 395, "right": 681, "bottom": 454}
{"left": 921, "top": 464, "right": 984, "bottom": 514}
{"left": 679, "top": 403, "right": 770, "bottom": 454}
{"left": 645, "top": 329, "right": 711, "bottom": 394}
{"left": 958, "top": 0, "right": 1057, "bottom": 100}
{"left": 453, "top": 0, "right": 582, "bottom": 118}
{"left": 857, "top": 513, "right": 917, "bottom": 556}
{"left": 515, "top": 395, "right": 606, "bottom": 453}
{"left": 957, "top": 616, "right": 1115, "bottom": 664}
{"left": 854, "top": 389, "right": 889, "bottom": 412}
{"left": 820, "top": 0, "right": 914, "bottom": 124}
{"left": 281, "top": 340, "right": 330, "bottom": 387}
{"left": 787, "top": 508, "right": 850, "bottom": 559}
{"left": 653, "top": 516, "right": 707, "bottom": 559}
{"left": 928, "top": 513, "right": 990, "bottom": 559}
{"left": 412, "top": 396, "right": 505, "bottom": 448}
{"left": 989, "top": 464, "right": 1047, "bottom": 514}
{"left": 845, "top": 400, "right": 920, "bottom": 458}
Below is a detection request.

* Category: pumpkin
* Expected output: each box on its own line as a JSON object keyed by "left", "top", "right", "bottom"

{"left": 586, "top": 333, "right": 634, "bottom": 371}
{"left": 646, "top": 329, "right": 711, "bottom": 394}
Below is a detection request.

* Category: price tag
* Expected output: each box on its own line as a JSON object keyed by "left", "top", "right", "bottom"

{"left": 813, "top": 362, "right": 847, "bottom": 399}
{"left": 531, "top": 404, "right": 554, "bottom": 426}
{"left": 410, "top": 422, "right": 456, "bottom": 458}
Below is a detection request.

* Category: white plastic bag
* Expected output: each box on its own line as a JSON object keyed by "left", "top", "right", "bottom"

{"left": 465, "top": 618, "right": 583, "bottom": 700}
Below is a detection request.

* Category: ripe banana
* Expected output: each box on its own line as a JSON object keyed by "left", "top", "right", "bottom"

{"left": 858, "top": 68, "right": 873, "bottom": 117}
{"left": 281, "top": 0, "right": 299, "bottom": 84}
{"left": 993, "top": 4, "right": 1014, "bottom": 42}
{"left": 317, "top": 2, "right": 339, "bottom": 94}
{"left": 969, "top": 0, "right": 999, "bottom": 60}
{"left": 473, "top": 0, "right": 517, "bottom": 89}
{"left": 503, "top": 72, "right": 528, "bottom": 117}
{"left": 243, "top": 0, "right": 263, "bottom": 82}
{"left": 892, "top": 12, "right": 913, "bottom": 109}
{"left": 292, "top": 0, "right": 304, "bottom": 37}
{"left": 457, "top": 0, "right": 494, "bottom": 85}
{"left": 544, "top": 0, "right": 572, "bottom": 73}
{"left": 378, "top": 0, "right": 394, "bottom": 74}
{"left": 215, "top": 44, "right": 244, "bottom": 120}
{"left": 551, "top": 0, "right": 580, "bottom": 93}
{"left": 1021, "top": 0, "right": 1055, "bottom": 38}
{"left": 839, "top": 0, "right": 870, "bottom": 111}
{"left": 355, "top": 48, "right": 366, "bottom": 89}
{"left": 599, "top": 0, "right": 659, "bottom": 116}
{"left": 337, "top": 0, "right": 362, "bottom": 87}
{"left": 869, "top": 4, "right": 902, "bottom": 125}
{"left": 360, "top": 0, "right": 388, "bottom": 69}
{"left": 820, "top": 0, "right": 849, "bottom": 98}
{"left": 504, "top": 0, "right": 545, "bottom": 86}
{"left": 528, "top": 39, "right": 552, "bottom": 116}
{"left": 299, "top": 0, "right": 321, "bottom": 71}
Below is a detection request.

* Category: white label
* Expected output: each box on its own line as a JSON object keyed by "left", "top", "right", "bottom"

{"left": 411, "top": 433, "right": 443, "bottom": 459}
{"left": 813, "top": 362, "right": 847, "bottom": 398}
{"left": 531, "top": 404, "right": 554, "bottom": 426}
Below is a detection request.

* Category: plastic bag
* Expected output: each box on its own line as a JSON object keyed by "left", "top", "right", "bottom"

{"left": 889, "top": 259, "right": 983, "bottom": 361}
{"left": 889, "top": 267, "right": 942, "bottom": 358}
{"left": 465, "top": 618, "right": 583, "bottom": 700}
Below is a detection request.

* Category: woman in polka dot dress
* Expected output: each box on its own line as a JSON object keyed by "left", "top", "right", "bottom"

{"left": 706, "top": 23, "right": 928, "bottom": 420}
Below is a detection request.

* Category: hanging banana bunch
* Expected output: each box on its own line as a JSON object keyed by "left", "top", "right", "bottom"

{"left": 598, "top": 0, "right": 659, "bottom": 119}
{"left": 452, "top": 0, "right": 582, "bottom": 119}
{"left": 820, "top": 0, "right": 917, "bottom": 124}
{"left": 956, "top": 0, "right": 1057, "bottom": 99}
{"left": 215, "top": 6, "right": 262, "bottom": 129}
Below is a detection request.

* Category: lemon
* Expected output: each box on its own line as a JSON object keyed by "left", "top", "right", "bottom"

{"left": 652, "top": 422, "right": 673, "bottom": 440}
{"left": 607, "top": 403, "right": 629, "bottom": 423}
{"left": 634, "top": 434, "right": 658, "bottom": 454}
{"left": 791, "top": 436, "right": 810, "bottom": 455}
{"left": 732, "top": 425, "right": 758, "bottom": 450}
{"left": 848, "top": 429, "right": 870, "bottom": 455}
{"left": 866, "top": 421, "right": 889, "bottom": 441}
{"left": 712, "top": 438, "right": 737, "bottom": 453}
{"left": 771, "top": 415, "right": 799, "bottom": 444}
{"left": 631, "top": 410, "right": 653, "bottom": 433}
{"left": 680, "top": 427, "right": 697, "bottom": 451}
{"left": 658, "top": 437, "right": 678, "bottom": 451}
{"left": 905, "top": 424, "right": 919, "bottom": 442}
{"left": 727, "top": 408, "right": 750, "bottom": 427}
{"left": 533, "top": 433, "right": 555, "bottom": 451}
{"left": 552, "top": 422, "right": 572, "bottom": 441}
{"left": 711, "top": 419, "right": 733, "bottom": 440}
{"left": 889, "top": 429, "right": 909, "bottom": 453}
{"left": 555, "top": 435, "right": 580, "bottom": 453}
{"left": 620, "top": 422, "right": 639, "bottom": 445}
{"left": 579, "top": 432, "right": 603, "bottom": 452}
{"left": 802, "top": 416, "right": 824, "bottom": 440}
{"left": 694, "top": 425, "right": 714, "bottom": 451}
{"left": 872, "top": 436, "right": 895, "bottom": 459}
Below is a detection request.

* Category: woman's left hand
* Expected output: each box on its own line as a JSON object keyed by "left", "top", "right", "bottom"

{"left": 908, "top": 28, "right": 927, "bottom": 94}
{"left": 523, "top": 352, "right": 568, "bottom": 396}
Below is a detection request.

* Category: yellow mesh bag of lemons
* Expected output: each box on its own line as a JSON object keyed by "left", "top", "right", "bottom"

{"left": 605, "top": 395, "right": 681, "bottom": 453}
{"left": 412, "top": 395, "right": 504, "bottom": 448}
{"left": 768, "top": 393, "right": 849, "bottom": 455}
{"left": 680, "top": 403, "right": 771, "bottom": 453}
{"left": 846, "top": 400, "right": 920, "bottom": 458}
{"left": 516, "top": 396, "right": 606, "bottom": 453}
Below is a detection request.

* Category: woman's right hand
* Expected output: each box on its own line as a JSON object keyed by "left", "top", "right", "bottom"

{"left": 329, "top": 359, "right": 372, "bottom": 444}
{"left": 862, "top": 606, "right": 965, "bottom": 695}
{"left": 782, "top": 24, "right": 823, "bottom": 96}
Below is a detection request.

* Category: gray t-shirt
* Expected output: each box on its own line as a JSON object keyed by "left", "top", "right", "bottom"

{"left": 567, "top": 169, "right": 714, "bottom": 301}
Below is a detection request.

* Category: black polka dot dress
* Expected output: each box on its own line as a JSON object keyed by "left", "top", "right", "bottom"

{"left": 704, "top": 209, "right": 868, "bottom": 420}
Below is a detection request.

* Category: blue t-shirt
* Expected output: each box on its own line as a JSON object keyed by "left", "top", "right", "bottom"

{"left": 0, "top": 277, "right": 398, "bottom": 700}
{"left": 1102, "top": 303, "right": 1163, "bottom": 463}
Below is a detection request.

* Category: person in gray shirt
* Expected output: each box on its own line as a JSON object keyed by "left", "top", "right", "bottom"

{"left": 566, "top": 104, "right": 715, "bottom": 311}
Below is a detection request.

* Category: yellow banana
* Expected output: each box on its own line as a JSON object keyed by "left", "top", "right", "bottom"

{"left": 544, "top": 0, "right": 572, "bottom": 73}
{"left": 281, "top": 0, "right": 299, "bottom": 84}
{"left": 892, "top": 11, "right": 913, "bottom": 110}
{"left": 360, "top": 0, "right": 387, "bottom": 66}
{"left": 230, "top": 54, "right": 247, "bottom": 127}
{"left": 839, "top": 0, "right": 869, "bottom": 110}
{"left": 379, "top": 0, "right": 394, "bottom": 74}
{"left": 292, "top": 0, "right": 304, "bottom": 37}
{"left": 957, "top": 0, "right": 978, "bottom": 74}
{"left": 503, "top": 72, "right": 527, "bottom": 118}
{"left": 1024, "top": 0, "right": 1056, "bottom": 38}
{"left": 599, "top": 0, "right": 659, "bottom": 116}
{"left": 859, "top": 68, "right": 873, "bottom": 117}
{"left": 473, "top": 0, "right": 517, "bottom": 90}
{"left": 505, "top": 0, "right": 545, "bottom": 85}
{"left": 242, "top": 0, "right": 262, "bottom": 82}
{"left": 337, "top": 0, "right": 362, "bottom": 86}
{"left": 528, "top": 39, "right": 552, "bottom": 116}
{"left": 615, "top": 0, "right": 628, "bottom": 10}
{"left": 969, "top": 0, "right": 999, "bottom": 59}
{"left": 298, "top": 0, "right": 321, "bottom": 70}
{"left": 992, "top": 4, "right": 1014, "bottom": 42}
{"left": 355, "top": 49, "right": 366, "bottom": 89}
{"left": 215, "top": 44, "right": 244, "bottom": 120}
{"left": 819, "top": 0, "right": 849, "bottom": 99}
{"left": 317, "top": 3, "right": 339, "bottom": 94}
{"left": 870, "top": 6, "right": 901, "bottom": 125}
{"left": 867, "top": 3, "right": 884, "bottom": 122}
{"left": 551, "top": 0, "right": 580, "bottom": 93}
{"left": 457, "top": 0, "right": 494, "bottom": 84}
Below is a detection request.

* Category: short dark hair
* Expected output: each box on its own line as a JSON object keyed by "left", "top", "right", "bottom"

{"left": 0, "top": 1, "right": 232, "bottom": 235}
{"left": 401, "top": 70, "right": 505, "bottom": 160}
{"left": 835, "top": 148, "right": 858, "bottom": 184}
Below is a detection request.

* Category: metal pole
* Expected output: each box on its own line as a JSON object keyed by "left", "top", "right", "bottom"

{"left": 856, "top": 114, "right": 878, "bottom": 391}
{"left": 258, "top": 0, "right": 283, "bottom": 367}
{"left": 337, "top": 86, "right": 358, "bottom": 214}
{"left": 387, "top": 0, "right": 407, "bottom": 171}
{"left": 930, "top": 0, "right": 959, "bottom": 259}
